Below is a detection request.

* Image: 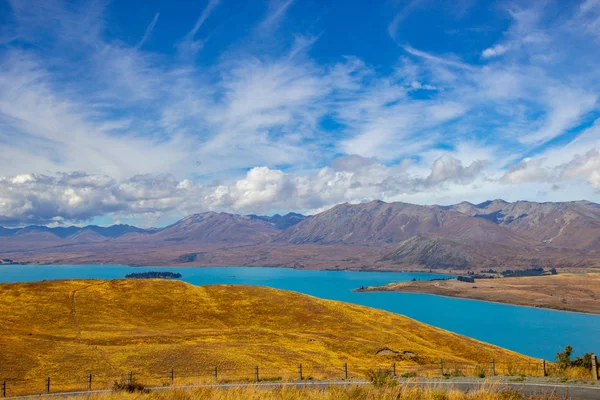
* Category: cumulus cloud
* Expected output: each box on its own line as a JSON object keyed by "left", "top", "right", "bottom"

{"left": 0, "top": 154, "right": 488, "bottom": 225}
{"left": 501, "top": 158, "right": 554, "bottom": 184}
{"left": 427, "top": 155, "right": 485, "bottom": 185}
{"left": 501, "top": 148, "right": 600, "bottom": 191}
{"left": 0, "top": 172, "right": 198, "bottom": 226}
{"left": 560, "top": 149, "right": 600, "bottom": 189}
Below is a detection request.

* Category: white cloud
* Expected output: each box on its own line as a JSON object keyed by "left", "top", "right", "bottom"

{"left": 176, "top": 0, "right": 222, "bottom": 57}
{"left": 501, "top": 148, "right": 600, "bottom": 191}
{"left": 137, "top": 12, "right": 160, "bottom": 49}
{"left": 259, "top": 0, "right": 295, "bottom": 32}
{"left": 0, "top": 154, "right": 489, "bottom": 224}
{"left": 427, "top": 155, "right": 485, "bottom": 185}
{"left": 0, "top": 172, "right": 193, "bottom": 225}
{"left": 560, "top": 149, "right": 600, "bottom": 189}
{"left": 518, "top": 87, "right": 597, "bottom": 144}
{"left": 482, "top": 44, "right": 510, "bottom": 58}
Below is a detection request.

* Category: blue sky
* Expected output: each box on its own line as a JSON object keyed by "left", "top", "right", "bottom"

{"left": 1, "top": 0, "right": 600, "bottom": 227}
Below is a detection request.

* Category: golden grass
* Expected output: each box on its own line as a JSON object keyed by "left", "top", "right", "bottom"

{"left": 50, "top": 384, "right": 556, "bottom": 400}
{"left": 0, "top": 279, "right": 537, "bottom": 395}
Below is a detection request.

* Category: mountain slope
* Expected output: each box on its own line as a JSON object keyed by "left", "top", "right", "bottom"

{"left": 452, "top": 200, "right": 600, "bottom": 249}
{"left": 277, "top": 200, "right": 534, "bottom": 246}
{"left": 146, "top": 212, "right": 279, "bottom": 243}
{"left": 380, "top": 234, "right": 590, "bottom": 270}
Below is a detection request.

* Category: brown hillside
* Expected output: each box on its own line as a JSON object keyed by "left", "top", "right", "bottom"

{"left": 276, "top": 200, "right": 532, "bottom": 246}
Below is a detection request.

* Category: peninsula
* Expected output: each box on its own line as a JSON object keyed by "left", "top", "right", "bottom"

{"left": 356, "top": 272, "right": 600, "bottom": 315}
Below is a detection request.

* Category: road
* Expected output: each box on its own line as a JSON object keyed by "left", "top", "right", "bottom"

{"left": 5, "top": 378, "right": 600, "bottom": 400}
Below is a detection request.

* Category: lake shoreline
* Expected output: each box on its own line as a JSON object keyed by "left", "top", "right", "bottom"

{"left": 8, "top": 262, "right": 460, "bottom": 275}
{"left": 355, "top": 272, "right": 600, "bottom": 316}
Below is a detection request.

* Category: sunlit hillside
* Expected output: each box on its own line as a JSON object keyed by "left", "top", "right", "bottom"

{"left": 0, "top": 279, "right": 534, "bottom": 394}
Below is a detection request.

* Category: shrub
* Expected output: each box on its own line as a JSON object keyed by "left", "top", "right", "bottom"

{"left": 572, "top": 352, "right": 593, "bottom": 369}
{"left": 474, "top": 366, "right": 486, "bottom": 378}
{"left": 555, "top": 345, "right": 593, "bottom": 370}
{"left": 555, "top": 345, "right": 574, "bottom": 369}
{"left": 113, "top": 377, "right": 148, "bottom": 393}
{"left": 367, "top": 368, "right": 396, "bottom": 387}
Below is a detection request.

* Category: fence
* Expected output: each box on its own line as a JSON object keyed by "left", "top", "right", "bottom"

{"left": 1, "top": 355, "right": 598, "bottom": 398}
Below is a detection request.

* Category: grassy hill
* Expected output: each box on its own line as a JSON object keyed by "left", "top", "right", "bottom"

{"left": 0, "top": 279, "right": 534, "bottom": 394}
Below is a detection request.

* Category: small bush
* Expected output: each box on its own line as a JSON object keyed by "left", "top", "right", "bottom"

{"left": 113, "top": 377, "right": 148, "bottom": 393}
{"left": 400, "top": 372, "right": 417, "bottom": 378}
{"left": 474, "top": 366, "right": 486, "bottom": 378}
{"left": 367, "top": 368, "right": 396, "bottom": 387}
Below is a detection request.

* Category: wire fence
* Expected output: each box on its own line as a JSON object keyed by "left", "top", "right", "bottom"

{"left": 1, "top": 358, "right": 598, "bottom": 398}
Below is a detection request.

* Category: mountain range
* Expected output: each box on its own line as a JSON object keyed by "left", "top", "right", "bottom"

{"left": 1, "top": 200, "right": 599, "bottom": 271}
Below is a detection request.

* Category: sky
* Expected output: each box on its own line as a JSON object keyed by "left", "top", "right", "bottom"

{"left": 0, "top": 0, "right": 600, "bottom": 227}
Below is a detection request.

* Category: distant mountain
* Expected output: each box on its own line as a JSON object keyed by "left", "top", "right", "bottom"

{"left": 0, "top": 227, "right": 18, "bottom": 237}
{"left": 276, "top": 200, "right": 533, "bottom": 246}
{"left": 248, "top": 212, "right": 307, "bottom": 229}
{"left": 0, "top": 224, "right": 148, "bottom": 240}
{"left": 1, "top": 199, "right": 599, "bottom": 271}
{"left": 450, "top": 200, "right": 600, "bottom": 249}
{"left": 147, "top": 212, "right": 278, "bottom": 244}
{"left": 14, "top": 225, "right": 81, "bottom": 238}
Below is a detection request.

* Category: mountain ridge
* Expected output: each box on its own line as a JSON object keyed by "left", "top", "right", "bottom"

{"left": 1, "top": 199, "right": 599, "bottom": 271}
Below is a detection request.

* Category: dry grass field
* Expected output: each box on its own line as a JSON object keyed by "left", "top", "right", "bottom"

{"left": 0, "top": 279, "right": 539, "bottom": 395}
{"left": 359, "top": 272, "right": 600, "bottom": 314}
{"left": 50, "top": 384, "right": 557, "bottom": 400}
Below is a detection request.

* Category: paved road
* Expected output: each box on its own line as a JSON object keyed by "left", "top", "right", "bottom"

{"left": 400, "top": 379, "right": 600, "bottom": 400}
{"left": 5, "top": 379, "right": 600, "bottom": 399}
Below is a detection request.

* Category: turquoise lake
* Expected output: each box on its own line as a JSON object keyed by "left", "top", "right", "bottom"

{"left": 1, "top": 264, "right": 599, "bottom": 360}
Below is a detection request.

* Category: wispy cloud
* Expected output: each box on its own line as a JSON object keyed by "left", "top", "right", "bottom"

{"left": 259, "top": 0, "right": 295, "bottom": 32}
{"left": 137, "top": 12, "right": 160, "bottom": 49}
{"left": 0, "top": 0, "right": 599, "bottom": 225}
{"left": 176, "top": 0, "right": 222, "bottom": 57}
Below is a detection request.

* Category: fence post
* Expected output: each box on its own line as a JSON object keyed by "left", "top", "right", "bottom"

{"left": 298, "top": 364, "right": 303, "bottom": 381}
{"left": 88, "top": 373, "right": 92, "bottom": 391}
{"left": 46, "top": 377, "right": 50, "bottom": 394}
{"left": 592, "top": 354, "right": 598, "bottom": 380}
{"left": 490, "top": 358, "right": 495, "bottom": 376}
{"left": 254, "top": 366, "right": 259, "bottom": 382}
{"left": 392, "top": 362, "right": 396, "bottom": 377}
{"left": 2, "top": 380, "right": 5, "bottom": 397}
{"left": 343, "top": 362, "right": 348, "bottom": 380}
{"left": 170, "top": 369, "right": 174, "bottom": 385}
{"left": 128, "top": 371, "right": 133, "bottom": 385}
{"left": 438, "top": 359, "right": 444, "bottom": 376}
{"left": 541, "top": 359, "right": 546, "bottom": 377}
{"left": 213, "top": 366, "right": 218, "bottom": 380}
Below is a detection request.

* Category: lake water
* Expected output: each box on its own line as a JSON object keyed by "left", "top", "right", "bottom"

{"left": 1, "top": 264, "right": 599, "bottom": 361}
